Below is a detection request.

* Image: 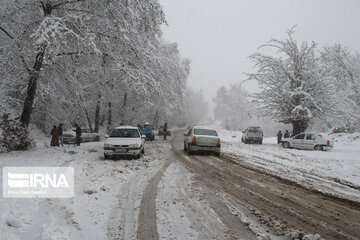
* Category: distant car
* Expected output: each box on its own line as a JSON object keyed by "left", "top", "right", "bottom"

{"left": 104, "top": 126, "right": 145, "bottom": 159}
{"left": 184, "top": 126, "right": 221, "bottom": 156}
{"left": 142, "top": 123, "right": 155, "bottom": 141}
{"left": 282, "top": 132, "right": 333, "bottom": 151}
{"left": 241, "top": 127, "right": 263, "bottom": 144}
{"left": 63, "top": 129, "right": 100, "bottom": 144}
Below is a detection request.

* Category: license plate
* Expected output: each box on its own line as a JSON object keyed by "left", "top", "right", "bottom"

{"left": 115, "top": 148, "right": 127, "bottom": 153}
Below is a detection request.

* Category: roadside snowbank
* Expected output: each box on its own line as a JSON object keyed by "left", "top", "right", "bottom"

{"left": 0, "top": 140, "right": 150, "bottom": 240}
{"left": 216, "top": 128, "right": 360, "bottom": 202}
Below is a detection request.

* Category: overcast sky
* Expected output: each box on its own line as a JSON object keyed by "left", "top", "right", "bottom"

{"left": 159, "top": 0, "right": 360, "bottom": 102}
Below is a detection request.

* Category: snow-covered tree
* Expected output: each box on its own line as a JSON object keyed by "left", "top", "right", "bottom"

{"left": 0, "top": 0, "right": 190, "bottom": 135}
{"left": 320, "top": 44, "right": 360, "bottom": 131}
{"left": 249, "top": 29, "right": 335, "bottom": 135}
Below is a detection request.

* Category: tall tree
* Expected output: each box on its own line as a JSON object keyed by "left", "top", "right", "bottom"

{"left": 249, "top": 29, "right": 335, "bottom": 135}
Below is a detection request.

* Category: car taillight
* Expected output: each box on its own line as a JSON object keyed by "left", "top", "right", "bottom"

{"left": 217, "top": 138, "right": 221, "bottom": 147}
{"left": 192, "top": 136, "right": 197, "bottom": 145}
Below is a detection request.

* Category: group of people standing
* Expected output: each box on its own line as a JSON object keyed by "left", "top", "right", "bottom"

{"left": 50, "top": 124, "right": 82, "bottom": 147}
{"left": 277, "top": 130, "right": 291, "bottom": 144}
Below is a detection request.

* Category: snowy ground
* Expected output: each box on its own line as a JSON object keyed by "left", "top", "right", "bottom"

{"left": 216, "top": 127, "right": 360, "bottom": 202}
{"left": 0, "top": 135, "right": 164, "bottom": 240}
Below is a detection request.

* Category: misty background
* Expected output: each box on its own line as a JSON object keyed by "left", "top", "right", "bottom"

{"left": 160, "top": 0, "right": 360, "bottom": 102}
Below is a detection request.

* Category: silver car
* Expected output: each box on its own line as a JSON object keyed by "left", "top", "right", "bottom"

{"left": 282, "top": 132, "right": 333, "bottom": 151}
{"left": 184, "top": 126, "right": 221, "bottom": 156}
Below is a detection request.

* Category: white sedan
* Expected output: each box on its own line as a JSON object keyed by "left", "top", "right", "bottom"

{"left": 282, "top": 132, "right": 333, "bottom": 151}
{"left": 104, "top": 126, "right": 145, "bottom": 159}
{"left": 184, "top": 126, "right": 221, "bottom": 156}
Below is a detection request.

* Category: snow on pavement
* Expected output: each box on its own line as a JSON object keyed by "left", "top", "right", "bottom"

{"left": 217, "top": 128, "right": 360, "bottom": 202}
{"left": 0, "top": 139, "right": 160, "bottom": 240}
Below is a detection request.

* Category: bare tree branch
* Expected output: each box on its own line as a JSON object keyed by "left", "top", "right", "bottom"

{"left": 0, "top": 25, "right": 14, "bottom": 39}
{"left": 52, "top": 0, "right": 85, "bottom": 9}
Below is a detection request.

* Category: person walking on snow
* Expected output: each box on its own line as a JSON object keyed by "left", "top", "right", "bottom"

{"left": 74, "top": 124, "right": 82, "bottom": 146}
{"left": 58, "top": 123, "right": 64, "bottom": 147}
{"left": 277, "top": 130, "right": 283, "bottom": 144}
{"left": 284, "top": 130, "right": 290, "bottom": 139}
{"left": 50, "top": 125, "right": 60, "bottom": 147}
{"left": 163, "top": 122, "right": 168, "bottom": 140}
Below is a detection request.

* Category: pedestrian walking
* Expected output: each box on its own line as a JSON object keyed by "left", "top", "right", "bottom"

{"left": 284, "top": 130, "right": 290, "bottom": 139}
{"left": 163, "top": 122, "right": 168, "bottom": 140}
{"left": 277, "top": 130, "right": 283, "bottom": 144}
{"left": 50, "top": 125, "right": 60, "bottom": 147}
{"left": 74, "top": 124, "right": 82, "bottom": 146}
{"left": 58, "top": 123, "right": 64, "bottom": 147}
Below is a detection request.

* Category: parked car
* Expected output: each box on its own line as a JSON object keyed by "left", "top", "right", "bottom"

{"left": 104, "top": 126, "right": 145, "bottom": 159}
{"left": 241, "top": 127, "right": 263, "bottom": 144}
{"left": 281, "top": 132, "right": 333, "bottom": 151}
{"left": 142, "top": 122, "right": 155, "bottom": 141}
{"left": 63, "top": 129, "right": 100, "bottom": 144}
{"left": 184, "top": 126, "right": 221, "bottom": 156}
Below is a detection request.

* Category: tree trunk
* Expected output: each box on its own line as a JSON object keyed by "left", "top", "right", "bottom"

{"left": 84, "top": 108, "right": 93, "bottom": 132}
{"left": 94, "top": 94, "right": 101, "bottom": 133}
{"left": 292, "top": 120, "right": 308, "bottom": 136}
{"left": 107, "top": 102, "right": 112, "bottom": 131}
{"left": 20, "top": 44, "right": 47, "bottom": 127}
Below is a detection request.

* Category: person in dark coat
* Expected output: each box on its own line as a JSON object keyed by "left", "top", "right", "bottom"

{"left": 284, "top": 130, "right": 290, "bottom": 139}
{"left": 50, "top": 125, "right": 60, "bottom": 147}
{"left": 58, "top": 123, "right": 64, "bottom": 147}
{"left": 277, "top": 130, "right": 283, "bottom": 144}
{"left": 163, "top": 122, "right": 168, "bottom": 140}
{"left": 74, "top": 124, "right": 82, "bottom": 146}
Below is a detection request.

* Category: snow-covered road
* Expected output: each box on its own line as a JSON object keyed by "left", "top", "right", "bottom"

{"left": 217, "top": 129, "right": 360, "bottom": 203}
{"left": 1, "top": 131, "right": 360, "bottom": 240}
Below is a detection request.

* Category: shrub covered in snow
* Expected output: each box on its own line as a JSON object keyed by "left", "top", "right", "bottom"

{"left": 0, "top": 114, "right": 32, "bottom": 152}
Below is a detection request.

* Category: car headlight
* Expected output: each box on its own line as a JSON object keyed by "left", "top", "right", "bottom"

{"left": 104, "top": 143, "right": 112, "bottom": 148}
{"left": 129, "top": 144, "right": 141, "bottom": 148}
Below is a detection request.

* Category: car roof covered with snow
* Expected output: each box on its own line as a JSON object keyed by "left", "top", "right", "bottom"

{"left": 114, "top": 126, "right": 139, "bottom": 130}
{"left": 192, "top": 126, "right": 217, "bottom": 131}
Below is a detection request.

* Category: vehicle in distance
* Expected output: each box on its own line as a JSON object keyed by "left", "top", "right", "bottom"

{"left": 104, "top": 126, "right": 145, "bottom": 159}
{"left": 142, "top": 122, "right": 155, "bottom": 141}
{"left": 282, "top": 132, "right": 333, "bottom": 151}
{"left": 241, "top": 126, "right": 263, "bottom": 144}
{"left": 184, "top": 126, "right": 221, "bottom": 156}
{"left": 63, "top": 128, "right": 100, "bottom": 144}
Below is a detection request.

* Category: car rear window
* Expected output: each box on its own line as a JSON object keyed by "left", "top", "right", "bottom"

{"left": 248, "top": 127, "right": 262, "bottom": 133}
{"left": 194, "top": 129, "right": 218, "bottom": 136}
{"left": 110, "top": 129, "right": 140, "bottom": 138}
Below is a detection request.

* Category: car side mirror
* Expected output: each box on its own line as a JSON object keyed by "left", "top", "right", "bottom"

{"left": 105, "top": 134, "right": 109, "bottom": 139}
{"left": 142, "top": 135, "right": 146, "bottom": 139}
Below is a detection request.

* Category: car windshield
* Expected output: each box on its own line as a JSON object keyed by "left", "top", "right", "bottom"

{"left": 110, "top": 129, "right": 140, "bottom": 138}
{"left": 248, "top": 127, "right": 262, "bottom": 132}
{"left": 194, "top": 129, "right": 218, "bottom": 136}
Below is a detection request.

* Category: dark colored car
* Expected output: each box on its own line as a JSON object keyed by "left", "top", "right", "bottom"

{"left": 142, "top": 123, "right": 155, "bottom": 141}
{"left": 63, "top": 129, "right": 100, "bottom": 144}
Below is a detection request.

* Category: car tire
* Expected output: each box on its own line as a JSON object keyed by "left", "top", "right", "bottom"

{"left": 141, "top": 148, "right": 145, "bottom": 155}
{"left": 283, "top": 142, "right": 290, "bottom": 148}
{"left": 314, "top": 145, "right": 323, "bottom": 151}
{"left": 215, "top": 152, "right": 221, "bottom": 157}
{"left": 184, "top": 143, "right": 187, "bottom": 151}
{"left": 104, "top": 154, "right": 108, "bottom": 160}
{"left": 187, "top": 144, "right": 193, "bottom": 155}
{"left": 259, "top": 140, "right": 263, "bottom": 144}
